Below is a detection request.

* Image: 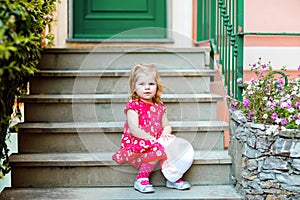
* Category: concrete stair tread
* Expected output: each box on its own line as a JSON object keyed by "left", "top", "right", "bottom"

{"left": 9, "top": 150, "right": 232, "bottom": 166}
{"left": 20, "top": 93, "right": 224, "bottom": 103}
{"left": 1, "top": 185, "right": 242, "bottom": 200}
{"left": 30, "top": 69, "right": 214, "bottom": 95}
{"left": 38, "top": 47, "right": 209, "bottom": 70}
{"left": 18, "top": 120, "right": 228, "bottom": 132}
{"left": 35, "top": 69, "right": 217, "bottom": 77}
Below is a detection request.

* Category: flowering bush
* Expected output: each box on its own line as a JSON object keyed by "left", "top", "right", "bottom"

{"left": 227, "top": 58, "right": 300, "bottom": 134}
{"left": 0, "top": 0, "right": 57, "bottom": 178}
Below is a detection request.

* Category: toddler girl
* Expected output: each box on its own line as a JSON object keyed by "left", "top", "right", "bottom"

{"left": 112, "top": 64, "right": 191, "bottom": 193}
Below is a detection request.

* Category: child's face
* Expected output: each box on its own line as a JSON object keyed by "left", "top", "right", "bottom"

{"left": 135, "top": 73, "right": 157, "bottom": 104}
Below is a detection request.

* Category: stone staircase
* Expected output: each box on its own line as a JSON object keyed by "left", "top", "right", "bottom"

{"left": 0, "top": 48, "right": 242, "bottom": 199}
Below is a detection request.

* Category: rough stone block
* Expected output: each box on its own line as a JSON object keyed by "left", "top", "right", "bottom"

{"left": 263, "top": 157, "right": 289, "bottom": 171}
{"left": 276, "top": 173, "right": 300, "bottom": 186}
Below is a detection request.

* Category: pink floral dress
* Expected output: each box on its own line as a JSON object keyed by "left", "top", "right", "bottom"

{"left": 112, "top": 99, "right": 167, "bottom": 169}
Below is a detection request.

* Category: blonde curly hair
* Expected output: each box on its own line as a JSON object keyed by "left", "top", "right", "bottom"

{"left": 129, "top": 64, "right": 163, "bottom": 104}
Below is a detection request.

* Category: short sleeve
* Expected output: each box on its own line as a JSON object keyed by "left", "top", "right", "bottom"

{"left": 124, "top": 100, "right": 140, "bottom": 114}
{"left": 159, "top": 102, "right": 167, "bottom": 115}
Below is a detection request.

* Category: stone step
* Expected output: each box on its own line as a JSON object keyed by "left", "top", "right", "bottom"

{"left": 30, "top": 69, "right": 215, "bottom": 94}
{"left": 9, "top": 150, "right": 232, "bottom": 187}
{"left": 1, "top": 185, "right": 243, "bottom": 200}
{"left": 38, "top": 47, "right": 209, "bottom": 70}
{"left": 17, "top": 121, "right": 228, "bottom": 153}
{"left": 21, "top": 94, "right": 223, "bottom": 122}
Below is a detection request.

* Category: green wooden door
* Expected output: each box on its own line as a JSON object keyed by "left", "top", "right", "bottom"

{"left": 73, "top": 0, "right": 167, "bottom": 39}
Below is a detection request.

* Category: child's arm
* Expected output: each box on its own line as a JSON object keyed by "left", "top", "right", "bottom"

{"left": 127, "top": 110, "right": 156, "bottom": 140}
{"left": 160, "top": 113, "right": 174, "bottom": 140}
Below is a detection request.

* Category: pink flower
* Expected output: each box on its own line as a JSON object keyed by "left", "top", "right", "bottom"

{"left": 296, "top": 102, "right": 300, "bottom": 110}
{"left": 281, "top": 101, "right": 291, "bottom": 109}
{"left": 232, "top": 99, "right": 238, "bottom": 107}
{"left": 243, "top": 98, "right": 250, "bottom": 107}
{"left": 237, "top": 78, "right": 243, "bottom": 83}
{"left": 269, "top": 105, "right": 275, "bottom": 111}
{"left": 281, "top": 118, "right": 287, "bottom": 125}
{"left": 230, "top": 99, "right": 239, "bottom": 111}
{"left": 271, "top": 113, "right": 278, "bottom": 120}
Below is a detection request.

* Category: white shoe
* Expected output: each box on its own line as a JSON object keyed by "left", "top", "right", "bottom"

{"left": 166, "top": 180, "right": 191, "bottom": 190}
{"left": 134, "top": 178, "right": 155, "bottom": 193}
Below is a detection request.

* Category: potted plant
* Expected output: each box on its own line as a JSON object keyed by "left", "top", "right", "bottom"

{"left": 227, "top": 58, "right": 300, "bottom": 200}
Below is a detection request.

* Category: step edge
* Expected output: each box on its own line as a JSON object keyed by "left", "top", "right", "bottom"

{"left": 9, "top": 150, "right": 232, "bottom": 166}
{"left": 42, "top": 47, "right": 211, "bottom": 54}
{"left": 19, "top": 94, "right": 224, "bottom": 103}
{"left": 35, "top": 69, "right": 217, "bottom": 77}
{"left": 18, "top": 121, "right": 229, "bottom": 133}
{"left": 1, "top": 185, "right": 243, "bottom": 200}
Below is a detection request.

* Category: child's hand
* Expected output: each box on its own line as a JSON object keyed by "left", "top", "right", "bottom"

{"left": 160, "top": 133, "right": 175, "bottom": 141}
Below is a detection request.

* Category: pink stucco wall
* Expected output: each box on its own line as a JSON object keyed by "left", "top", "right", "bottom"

{"left": 243, "top": 0, "right": 300, "bottom": 70}
{"left": 244, "top": 0, "right": 300, "bottom": 32}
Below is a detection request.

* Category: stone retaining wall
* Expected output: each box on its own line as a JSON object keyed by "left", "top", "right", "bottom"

{"left": 229, "top": 110, "right": 300, "bottom": 200}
